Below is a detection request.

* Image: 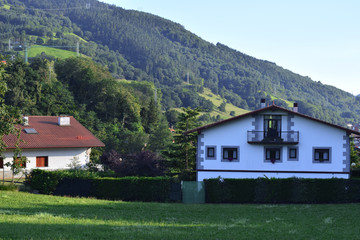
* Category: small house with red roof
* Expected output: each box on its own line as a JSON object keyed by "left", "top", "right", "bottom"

{"left": 186, "top": 100, "right": 360, "bottom": 180}
{"left": 0, "top": 116, "right": 104, "bottom": 177}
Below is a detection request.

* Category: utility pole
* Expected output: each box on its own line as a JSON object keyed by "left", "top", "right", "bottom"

{"left": 154, "top": 88, "right": 157, "bottom": 104}
{"left": 76, "top": 41, "right": 79, "bottom": 56}
{"left": 48, "top": 65, "right": 52, "bottom": 82}
{"left": 24, "top": 42, "right": 28, "bottom": 63}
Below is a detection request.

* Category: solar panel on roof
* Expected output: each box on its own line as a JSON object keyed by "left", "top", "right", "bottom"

{"left": 24, "top": 128, "right": 38, "bottom": 134}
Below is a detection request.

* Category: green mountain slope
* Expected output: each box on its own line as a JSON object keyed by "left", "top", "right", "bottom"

{"left": 1, "top": 0, "right": 359, "bottom": 126}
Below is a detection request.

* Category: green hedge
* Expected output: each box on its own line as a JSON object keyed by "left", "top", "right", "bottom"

{"left": 205, "top": 178, "right": 360, "bottom": 203}
{"left": 26, "top": 169, "right": 177, "bottom": 202}
{"left": 92, "top": 177, "right": 174, "bottom": 202}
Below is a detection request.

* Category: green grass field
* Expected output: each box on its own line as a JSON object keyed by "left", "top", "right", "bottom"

{"left": 199, "top": 88, "right": 249, "bottom": 118}
{"left": 26, "top": 45, "right": 78, "bottom": 59}
{"left": 0, "top": 191, "right": 359, "bottom": 239}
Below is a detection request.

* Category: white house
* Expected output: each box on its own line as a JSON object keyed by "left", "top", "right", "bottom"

{"left": 0, "top": 116, "right": 104, "bottom": 178}
{"left": 186, "top": 101, "right": 360, "bottom": 181}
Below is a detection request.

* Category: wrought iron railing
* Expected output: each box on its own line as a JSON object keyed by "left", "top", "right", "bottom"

{"left": 247, "top": 131, "right": 299, "bottom": 144}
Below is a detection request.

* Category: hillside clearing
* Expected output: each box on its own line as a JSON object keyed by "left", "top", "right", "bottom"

{"left": 23, "top": 45, "right": 79, "bottom": 59}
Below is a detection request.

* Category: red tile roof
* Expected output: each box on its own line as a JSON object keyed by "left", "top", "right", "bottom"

{"left": 3, "top": 116, "right": 105, "bottom": 149}
{"left": 185, "top": 105, "right": 360, "bottom": 136}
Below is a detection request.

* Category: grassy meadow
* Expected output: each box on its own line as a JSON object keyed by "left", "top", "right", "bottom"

{"left": 0, "top": 191, "right": 359, "bottom": 239}
{"left": 24, "top": 45, "right": 79, "bottom": 59}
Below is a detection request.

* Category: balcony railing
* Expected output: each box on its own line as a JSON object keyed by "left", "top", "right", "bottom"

{"left": 247, "top": 131, "right": 299, "bottom": 144}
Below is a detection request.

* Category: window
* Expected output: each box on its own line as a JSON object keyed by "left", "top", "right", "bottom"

{"left": 222, "top": 147, "right": 239, "bottom": 162}
{"left": 0, "top": 158, "right": 3, "bottom": 168}
{"left": 205, "top": 146, "right": 216, "bottom": 160}
{"left": 264, "top": 115, "right": 282, "bottom": 140}
{"left": 36, "top": 156, "right": 48, "bottom": 167}
{"left": 288, "top": 147, "right": 298, "bottom": 161}
{"left": 265, "top": 147, "right": 282, "bottom": 163}
{"left": 207, "top": 147, "right": 214, "bottom": 157}
{"left": 313, "top": 148, "right": 331, "bottom": 162}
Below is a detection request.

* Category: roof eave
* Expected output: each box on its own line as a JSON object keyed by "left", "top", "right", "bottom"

{"left": 185, "top": 105, "right": 360, "bottom": 136}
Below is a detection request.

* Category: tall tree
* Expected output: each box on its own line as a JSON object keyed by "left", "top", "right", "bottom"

{"left": 0, "top": 59, "right": 24, "bottom": 182}
{"left": 164, "top": 107, "right": 200, "bottom": 179}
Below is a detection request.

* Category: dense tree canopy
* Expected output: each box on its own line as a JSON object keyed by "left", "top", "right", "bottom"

{"left": 0, "top": 0, "right": 359, "bottom": 127}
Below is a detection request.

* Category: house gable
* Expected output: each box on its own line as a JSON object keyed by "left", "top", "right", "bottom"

{"left": 193, "top": 104, "right": 359, "bottom": 180}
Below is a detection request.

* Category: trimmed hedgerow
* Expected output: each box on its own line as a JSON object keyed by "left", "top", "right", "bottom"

{"left": 26, "top": 169, "right": 177, "bottom": 202}
{"left": 204, "top": 178, "right": 360, "bottom": 204}
{"left": 92, "top": 177, "right": 175, "bottom": 202}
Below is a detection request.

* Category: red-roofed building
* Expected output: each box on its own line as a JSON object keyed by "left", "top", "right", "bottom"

{"left": 1, "top": 116, "right": 104, "bottom": 178}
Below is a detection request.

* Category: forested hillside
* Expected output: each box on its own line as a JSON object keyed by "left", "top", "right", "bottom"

{"left": 0, "top": 0, "right": 359, "bottom": 126}
{"left": 3, "top": 57, "right": 172, "bottom": 157}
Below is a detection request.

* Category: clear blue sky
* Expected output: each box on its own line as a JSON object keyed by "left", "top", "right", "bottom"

{"left": 100, "top": 0, "right": 360, "bottom": 95}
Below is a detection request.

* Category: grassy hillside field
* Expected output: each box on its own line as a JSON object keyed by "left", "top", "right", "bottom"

{"left": 24, "top": 45, "right": 79, "bottom": 59}
{"left": 0, "top": 191, "right": 358, "bottom": 239}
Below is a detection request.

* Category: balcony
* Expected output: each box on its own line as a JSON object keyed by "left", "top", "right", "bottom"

{"left": 247, "top": 131, "right": 299, "bottom": 145}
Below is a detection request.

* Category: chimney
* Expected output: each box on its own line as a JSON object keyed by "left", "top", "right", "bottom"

{"left": 23, "top": 116, "right": 29, "bottom": 126}
{"left": 293, "top": 103, "right": 298, "bottom": 112}
{"left": 260, "top": 98, "right": 266, "bottom": 108}
{"left": 58, "top": 116, "right": 70, "bottom": 126}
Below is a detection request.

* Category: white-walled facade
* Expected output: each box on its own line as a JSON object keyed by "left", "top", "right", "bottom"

{"left": 0, "top": 148, "right": 90, "bottom": 178}
{"left": 194, "top": 106, "right": 353, "bottom": 181}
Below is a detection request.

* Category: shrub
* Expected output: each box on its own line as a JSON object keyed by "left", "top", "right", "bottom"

{"left": 0, "top": 184, "right": 18, "bottom": 191}
{"left": 25, "top": 169, "right": 62, "bottom": 194}
{"left": 101, "top": 150, "right": 167, "bottom": 177}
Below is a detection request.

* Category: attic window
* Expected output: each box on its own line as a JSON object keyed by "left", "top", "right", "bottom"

{"left": 24, "top": 128, "right": 38, "bottom": 134}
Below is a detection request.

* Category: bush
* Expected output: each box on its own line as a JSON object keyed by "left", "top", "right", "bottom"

{"left": 100, "top": 150, "right": 167, "bottom": 177}
{"left": 25, "top": 169, "right": 62, "bottom": 194}
{"left": 0, "top": 184, "right": 18, "bottom": 191}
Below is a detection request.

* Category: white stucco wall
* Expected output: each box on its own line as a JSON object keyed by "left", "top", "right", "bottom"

{"left": 1, "top": 148, "right": 90, "bottom": 173}
{"left": 197, "top": 111, "right": 350, "bottom": 180}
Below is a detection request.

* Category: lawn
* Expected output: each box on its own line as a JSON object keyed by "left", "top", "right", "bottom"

{"left": 0, "top": 191, "right": 359, "bottom": 239}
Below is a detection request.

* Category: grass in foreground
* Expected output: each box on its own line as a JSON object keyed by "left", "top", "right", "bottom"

{"left": 0, "top": 191, "right": 359, "bottom": 240}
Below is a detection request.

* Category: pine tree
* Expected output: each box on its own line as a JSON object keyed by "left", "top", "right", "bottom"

{"left": 164, "top": 107, "right": 200, "bottom": 180}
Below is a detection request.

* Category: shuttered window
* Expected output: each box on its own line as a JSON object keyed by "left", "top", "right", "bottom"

{"left": 36, "top": 156, "right": 48, "bottom": 167}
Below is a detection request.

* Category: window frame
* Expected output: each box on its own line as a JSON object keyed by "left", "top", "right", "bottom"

{"left": 221, "top": 146, "right": 239, "bottom": 162}
{"left": 288, "top": 147, "right": 299, "bottom": 161}
{"left": 264, "top": 115, "right": 282, "bottom": 139}
{"left": 36, "top": 156, "right": 49, "bottom": 167}
{"left": 205, "top": 146, "right": 216, "bottom": 160}
{"left": 264, "top": 146, "right": 282, "bottom": 163}
{"left": 313, "top": 148, "right": 331, "bottom": 163}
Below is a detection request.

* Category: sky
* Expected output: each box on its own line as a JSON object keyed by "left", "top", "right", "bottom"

{"left": 100, "top": 0, "right": 360, "bottom": 95}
